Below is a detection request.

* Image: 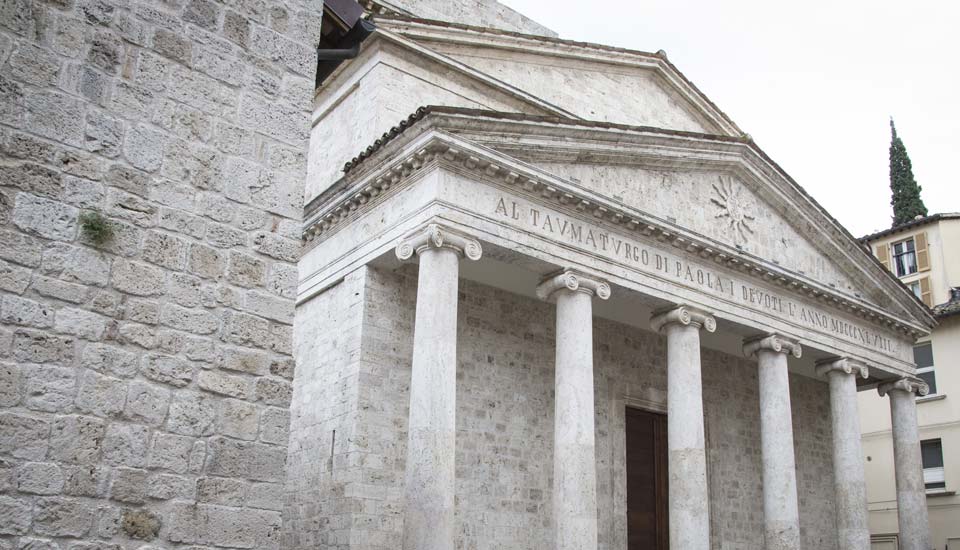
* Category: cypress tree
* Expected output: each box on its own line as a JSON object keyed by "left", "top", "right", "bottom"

{"left": 888, "top": 119, "right": 928, "bottom": 226}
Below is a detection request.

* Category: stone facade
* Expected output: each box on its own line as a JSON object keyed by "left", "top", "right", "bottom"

{"left": 289, "top": 263, "right": 840, "bottom": 550}
{"left": 0, "top": 1, "right": 319, "bottom": 548}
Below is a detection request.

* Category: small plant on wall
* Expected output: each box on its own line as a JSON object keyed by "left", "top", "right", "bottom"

{"left": 79, "top": 211, "right": 114, "bottom": 246}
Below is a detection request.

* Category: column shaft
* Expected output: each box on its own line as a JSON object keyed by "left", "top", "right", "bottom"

{"left": 665, "top": 322, "right": 710, "bottom": 550}
{"left": 756, "top": 349, "right": 801, "bottom": 550}
{"left": 403, "top": 247, "right": 461, "bottom": 550}
{"left": 826, "top": 368, "right": 870, "bottom": 550}
{"left": 554, "top": 290, "right": 598, "bottom": 550}
{"left": 889, "top": 389, "right": 931, "bottom": 550}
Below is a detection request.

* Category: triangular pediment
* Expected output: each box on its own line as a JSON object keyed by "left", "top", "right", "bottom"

{"left": 373, "top": 16, "right": 741, "bottom": 136}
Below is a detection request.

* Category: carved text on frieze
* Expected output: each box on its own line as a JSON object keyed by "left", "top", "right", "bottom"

{"left": 494, "top": 196, "right": 900, "bottom": 355}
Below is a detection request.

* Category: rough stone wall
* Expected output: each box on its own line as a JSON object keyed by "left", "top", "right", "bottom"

{"left": 300, "top": 263, "right": 837, "bottom": 549}
{"left": 0, "top": 1, "right": 321, "bottom": 548}
{"left": 379, "top": 0, "right": 556, "bottom": 37}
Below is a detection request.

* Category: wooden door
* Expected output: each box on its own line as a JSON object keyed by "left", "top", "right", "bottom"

{"left": 626, "top": 407, "right": 668, "bottom": 550}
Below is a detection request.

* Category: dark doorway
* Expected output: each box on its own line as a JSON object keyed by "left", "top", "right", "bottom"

{"left": 626, "top": 407, "right": 668, "bottom": 550}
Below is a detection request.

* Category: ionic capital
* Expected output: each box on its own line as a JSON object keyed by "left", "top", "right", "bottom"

{"left": 743, "top": 333, "right": 802, "bottom": 359}
{"left": 878, "top": 377, "right": 929, "bottom": 397}
{"left": 395, "top": 223, "right": 482, "bottom": 262}
{"left": 650, "top": 305, "right": 716, "bottom": 334}
{"left": 536, "top": 269, "right": 611, "bottom": 302}
{"left": 815, "top": 357, "right": 869, "bottom": 380}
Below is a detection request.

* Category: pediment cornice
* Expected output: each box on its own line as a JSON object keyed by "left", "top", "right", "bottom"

{"left": 372, "top": 15, "right": 742, "bottom": 136}
{"left": 302, "top": 114, "right": 933, "bottom": 337}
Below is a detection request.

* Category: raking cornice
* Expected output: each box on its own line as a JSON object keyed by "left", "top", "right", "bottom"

{"left": 301, "top": 122, "right": 930, "bottom": 339}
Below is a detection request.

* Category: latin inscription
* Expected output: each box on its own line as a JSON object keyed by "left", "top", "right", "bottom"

{"left": 495, "top": 197, "right": 900, "bottom": 355}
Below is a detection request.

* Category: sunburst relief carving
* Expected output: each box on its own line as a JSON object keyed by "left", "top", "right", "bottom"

{"left": 711, "top": 176, "right": 755, "bottom": 242}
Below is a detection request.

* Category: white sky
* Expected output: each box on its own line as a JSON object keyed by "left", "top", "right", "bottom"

{"left": 499, "top": 0, "right": 960, "bottom": 237}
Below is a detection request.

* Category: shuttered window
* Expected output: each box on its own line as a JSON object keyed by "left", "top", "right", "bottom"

{"left": 915, "top": 232, "right": 930, "bottom": 271}
{"left": 918, "top": 276, "right": 932, "bottom": 307}
{"left": 876, "top": 243, "right": 891, "bottom": 271}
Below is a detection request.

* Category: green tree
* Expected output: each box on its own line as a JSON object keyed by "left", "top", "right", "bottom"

{"left": 888, "top": 119, "right": 928, "bottom": 226}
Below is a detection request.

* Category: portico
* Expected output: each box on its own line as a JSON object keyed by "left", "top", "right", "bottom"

{"left": 290, "top": 12, "right": 935, "bottom": 550}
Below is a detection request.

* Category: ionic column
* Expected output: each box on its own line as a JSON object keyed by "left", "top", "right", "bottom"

{"left": 815, "top": 358, "right": 871, "bottom": 550}
{"left": 395, "top": 223, "right": 482, "bottom": 550}
{"left": 743, "top": 334, "right": 803, "bottom": 550}
{"left": 537, "top": 269, "right": 610, "bottom": 550}
{"left": 650, "top": 305, "right": 716, "bottom": 550}
{"left": 878, "top": 377, "right": 931, "bottom": 550}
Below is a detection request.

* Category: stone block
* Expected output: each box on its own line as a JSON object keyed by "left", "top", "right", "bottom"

{"left": 112, "top": 260, "right": 166, "bottom": 297}
{"left": 222, "top": 312, "right": 270, "bottom": 347}
{"left": 165, "top": 502, "right": 281, "bottom": 549}
{"left": 13, "top": 193, "right": 79, "bottom": 241}
{"left": 9, "top": 43, "right": 61, "bottom": 86}
{"left": 246, "top": 481, "right": 284, "bottom": 511}
{"left": 123, "top": 299, "right": 160, "bottom": 325}
{"left": 166, "top": 272, "right": 203, "bottom": 307}
{"left": 22, "top": 363, "right": 76, "bottom": 412}
{"left": 159, "top": 208, "right": 206, "bottom": 239}
{"left": 244, "top": 291, "right": 292, "bottom": 323}
{"left": 159, "top": 304, "right": 219, "bottom": 335}
{"left": 196, "top": 476, "right": 248, "bottom": 506}
{"left": 148, "top": 432, "right": 194, "bottom": 474}
{"left": 1, "top": 294, "right": 54, "bottom": 328}
{"left": 124, "top": 381, "right": 170, "bottom": 426}
{"left": 213, "top": 122, "right": 255, "bottom": 156}
{"left": 226, "top": 252, "right": 266, "bottom": 288}
{"left": 216, "top": 398, "right": 259, "bottom": 440}
{"left": 33, "top": 497, "right": 95, "bottom": 537}
{"left": 187, "top": 243, "right": 225, "bottom": 279}
{"left": 123, "top": 124, "right": 166, "bottom": 172}
{"left": 104, "top": 164, "right": 150, "bottom": 198}
{"left": 269, "top": 357, "right": 294, "bottom": 380}
{"left": 105, "top": 189, "right": 156, "bottom": 227}
{"left": 55, "top": 149, "right": 106, "bottom": 181}
{"left": 166, "top": 392, "right": 216, "bottom": 436}
{"left": 16, "top": 462, "right": 64, "bottom": 495}
{"left": 0, "top": 412, "right": 50, "bottom": 460}
{"left": 198, "top": 370, "right": 251, "bottom": 399}
{"left": 109, "top": 467, "right": 148, "bottom": 504}
{"left": 267, "top": 263, "right": 297, "bottom": 298}
{"left": 140, "top": 353, "right": 194, "bottom": 388}
{"left": 84, "top": 111, "right": 123, "bottom": 157}
{"left": 0, "top": 362, "right": 20, "bottom": 406}
{"left": 142, "top": 231, "right": 188, "bottom": 269}
{"left": 259, "top": 407, "right": 289, "bottom": 445}
{"left": 75, "top": 370, "right": 126, "bottom": 417}
{"left": 153, "top": 97, "right": 212, "bottom": 142}
{"left": 48, "top": 415, "right": 106, "bottom": 465}
{"left": 0, "top": 229, "right": 42, "bottom": 267}
{"left": 239, "top": 93, "right": 308, "bottom": 143}
{"left": 62, "top": 176, "right": 105, "bottom": 208}
{"left": 224, "top": 10, "right": 251, "bottom": 47}
{"left": 205, "top": 222, "right": 246, "bottom": 248}
{"left": 207, "top": 436, "right": 285, "bottom": 482}
{"left": 0, "top": 259, "right": 31, "bottom": 293}
{"left": 147, "top": 473, "right": 194, "bottom": 501}
{"left": 17, "top": 537, "right": 60, "bottom": 550}
{"left": 12, "top": 329, "right": 75, "bottom": 363}
{"left": 62, "top": 465, "right": 108, "bottom": 497}
{"left": 254, "top": 377, "right": 292, "bottom": 407}
{"left": 31, "top": 276, "right": 92, "bottom": 304}
{"left": 87, "top": 32, "right": 123, "bottom": 73}
{"left": 0, "top": 162, "right": 63, "bottom": 198}
{"left": 0, "top": 495, "right": 32, "bottom": 535}
{"left": 25, "top": 91, "right": 85, "bottom": 147}
{"left": 117, "top": 322, "right": 157, "bottom": 349}
{"left": 219, "top": 347, "right": 270, "bottom": 375}
{"left": 54, "top": 308, "right": 109, "bottom": 340}
{"left": 184, "top": 0, "right": 220, "bottom": 29}
{"left": 153, "top": 28, "right": 192, "bottom": 64}
{"left": 81, "top": 343, "right": 139, "bottom": 378}
{"left": 102, "top": 423, "right": 149, "bottom": 467}
{"left": 163, "top": 137, "right": 223, "bottom": 190}
{"left": 40, "top": 243, "right": 111, "bottom": 286}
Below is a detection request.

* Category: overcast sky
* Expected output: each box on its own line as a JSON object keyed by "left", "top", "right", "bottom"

{"left": 499, "top": 0, "right": 960, "bottom": 237}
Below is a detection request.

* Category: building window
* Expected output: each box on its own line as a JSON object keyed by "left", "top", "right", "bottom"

{"left": 914, "top": 342, "right": 937, "bottom": 395}
{"left": 921, "top": 439, "right": 945, "bottom": 491}
{"left": 892, "top": 238, "right": 918, "bottom": 277}
{"left": 907, "top": 281, "right": 922, "bottom": 299}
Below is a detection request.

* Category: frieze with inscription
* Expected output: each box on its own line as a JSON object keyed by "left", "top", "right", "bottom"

{"left": 494, "top": 196, "right": 901, "bottom": 356}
